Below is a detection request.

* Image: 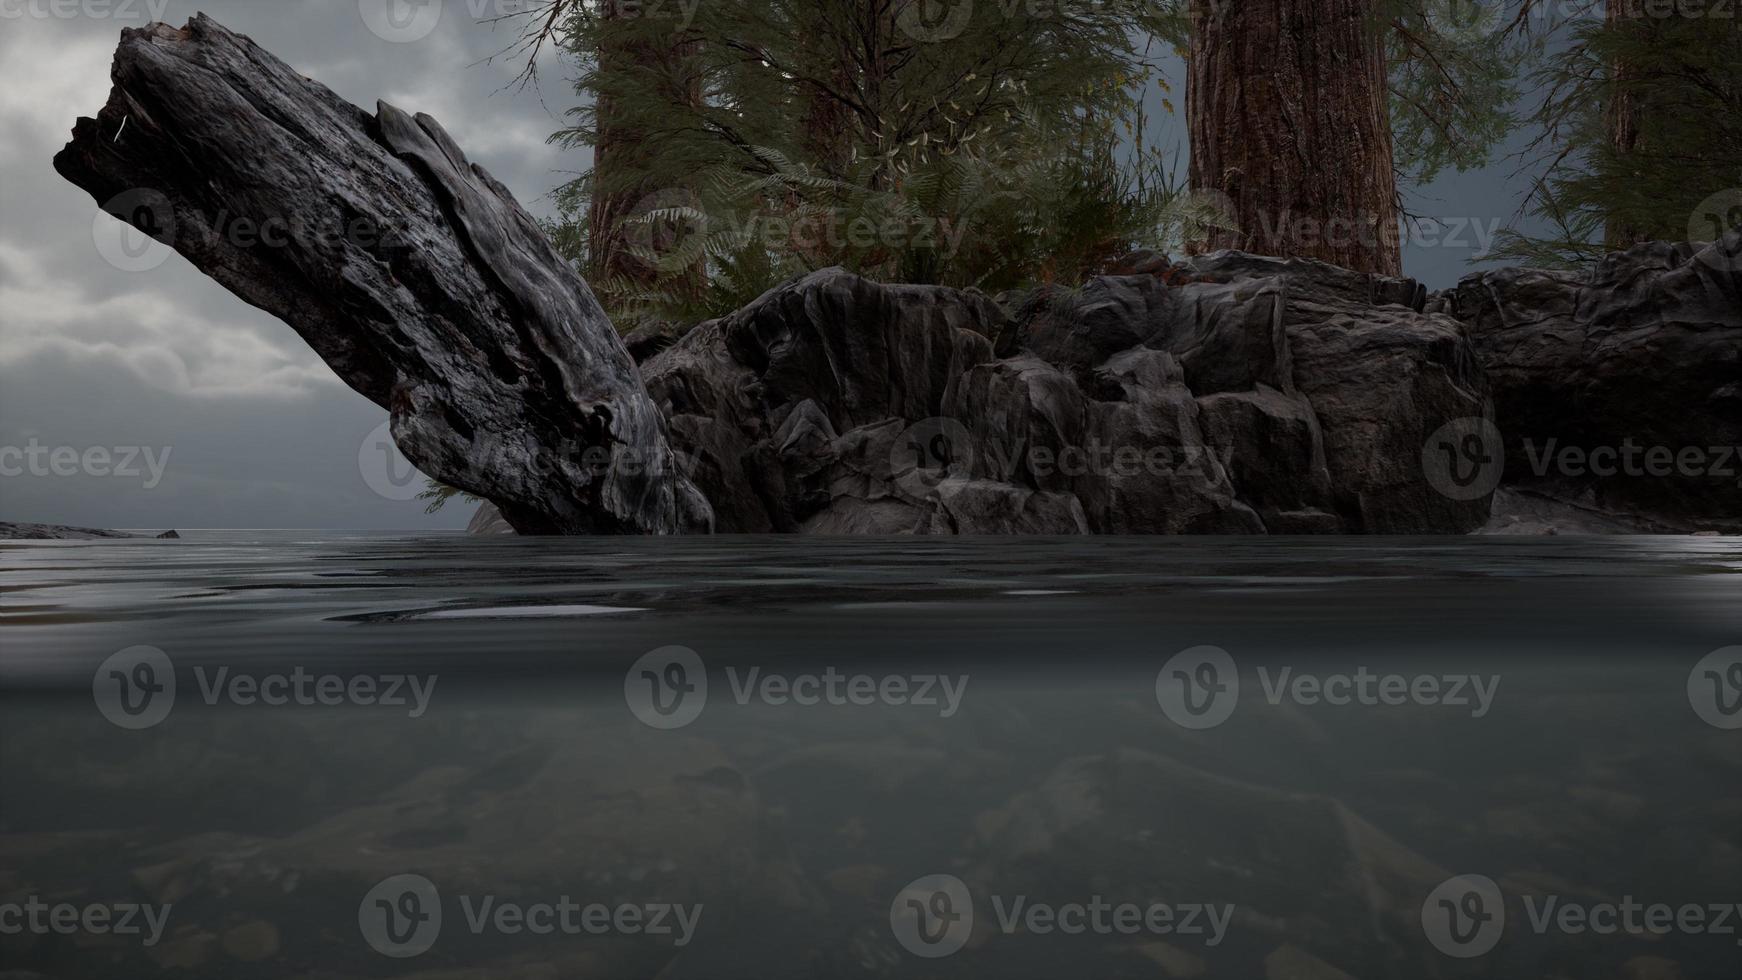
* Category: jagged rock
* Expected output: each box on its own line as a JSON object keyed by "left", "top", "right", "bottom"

{"left": 54, "top": 16, "right": 694, "bottom": 535}
{"left": 645, "top": 260, "right": 1493, "bottom": 534}
{"left": 465, "top": 503, "right": 516, "bottom": 536}
{"left": 1477, "top": 487, "right": 1686, "bottom": 535}
{"left": 1431, "top": 229, "right": 1742, "bottom": 530}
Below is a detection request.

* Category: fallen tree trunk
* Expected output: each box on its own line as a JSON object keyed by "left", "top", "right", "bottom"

{"left": 55, "top": 15, "right": 702, "bottom": 535}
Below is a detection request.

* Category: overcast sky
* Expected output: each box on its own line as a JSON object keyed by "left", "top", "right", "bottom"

{"left": 0, "top": 0, "right": 1538, "bottom": 530}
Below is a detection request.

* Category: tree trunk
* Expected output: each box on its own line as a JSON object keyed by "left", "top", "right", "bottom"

{"left": 587, "top": 0, "right": 706, "bottom": 293}
{"left": 1603, "top": 0, "right": 1649, "bottom": 248}
{"left": 1187, "top": 0, "right": 1402, "bottom": 276}
{"left": 55, "top": 16, "right": 703, "bottom": 534}
{"left": 587, "top": 0, "right": 646, "bottom": 284}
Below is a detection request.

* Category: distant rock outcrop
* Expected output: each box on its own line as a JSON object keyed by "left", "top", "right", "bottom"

{"left": 0, "top": 523, "right": 178, "bottom": 540}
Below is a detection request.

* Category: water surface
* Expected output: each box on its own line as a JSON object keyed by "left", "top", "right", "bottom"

{"left": 2, "top": 535, "right": 1738, "bottom": 978}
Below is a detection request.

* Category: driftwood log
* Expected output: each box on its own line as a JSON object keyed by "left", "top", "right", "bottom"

{"left": 55, "top": 15, "right": 701, "bottom": 534}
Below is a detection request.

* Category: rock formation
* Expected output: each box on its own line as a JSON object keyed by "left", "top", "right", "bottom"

{"left": 1432, "top": 231, "right": 1742, "bottom": 531}
{"left": 56, "top": 17, "right": 1739, "bottom": 537}
{"left": 642, "top": 254, "right": 1494, "bottom": 533}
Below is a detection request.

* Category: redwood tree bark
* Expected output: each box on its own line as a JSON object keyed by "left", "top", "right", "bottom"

{"left": 1602, "top": 0, "right": 1648, "bottom": 248}
{"left": 1187, "top": 0, "right": 1402, "bottom": 276}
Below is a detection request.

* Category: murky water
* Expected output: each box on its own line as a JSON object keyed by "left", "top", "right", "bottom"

{"left": 2, "top": 534, "right": 1739, "bottom": 978}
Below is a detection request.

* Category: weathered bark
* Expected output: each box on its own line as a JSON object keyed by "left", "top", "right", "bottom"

{"left": 1187, "top": 0, "right": 1402, "bottom": 276}
{"left": 1602, "top": 0, "right": 1649, "bottom": 248}
{"left": 54, "top": 16, "right": 697, "bottom": 534}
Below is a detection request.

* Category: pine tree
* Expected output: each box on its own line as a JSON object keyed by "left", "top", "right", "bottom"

{"left": 1494, "top": 0, "right": 1742, "bottom": 265}
{"left": 538, "top": 0, "right": 1191, "bottom": 329}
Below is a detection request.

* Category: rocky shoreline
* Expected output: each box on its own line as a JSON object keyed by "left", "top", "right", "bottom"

{"left": 477, "top": 233, "right": 1741, "bottom": 536}
{"left": 51, "top": 17, "right": 1741, "bottom": 538}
